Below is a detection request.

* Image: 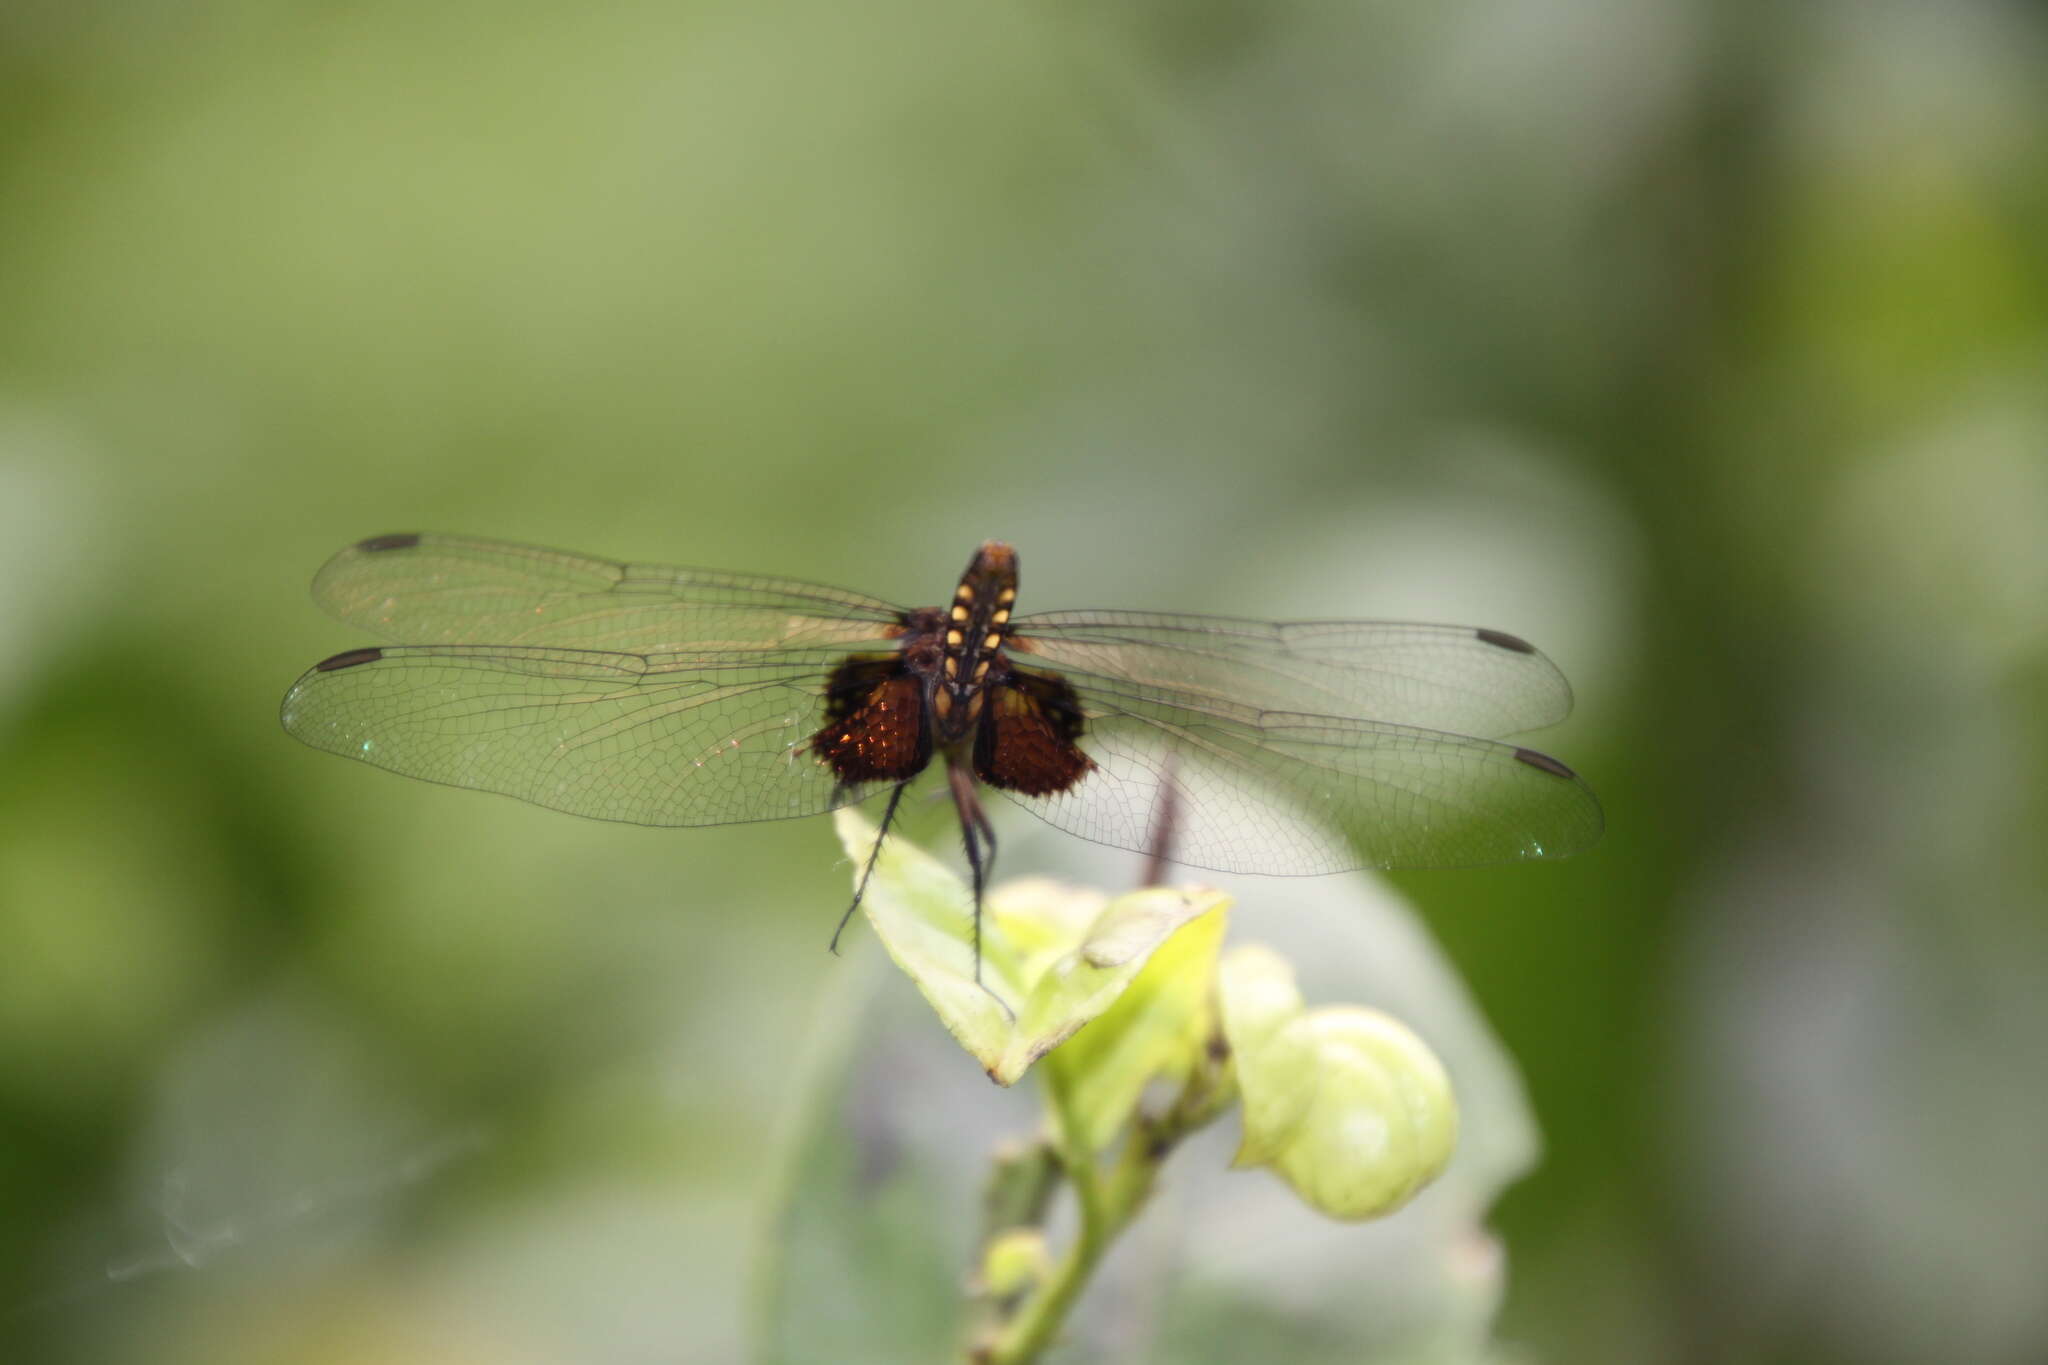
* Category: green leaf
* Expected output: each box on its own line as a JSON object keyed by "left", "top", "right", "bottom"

{"left": 1214, "top": 942, "right": 1304, "bottom": 1058}
{"left": 1220, "top": 947, "right": 1459, "bottom": 1221}
{"left": 1217, "top": 944, "right": 1316, "bottom": 1167}
{"left": 1041, "top": 888, "right": 1230, "bottom": 1153}
{"left": 1268, "top": 1008, "right": 1459, "bottom": 1220}
{"left": 834, "top": 809, "right": 1228, "bottom": 1086}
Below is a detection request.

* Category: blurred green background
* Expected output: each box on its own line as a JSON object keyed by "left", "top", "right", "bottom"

{"left": 4, "top": 0, "right": 2046, "bottom": 1361}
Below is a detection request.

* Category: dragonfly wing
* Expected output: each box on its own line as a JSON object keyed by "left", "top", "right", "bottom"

{"left": 312, "top": 534, "right": 905, "bottom": 653}
{"left": 1012, "top": 611, "right": 1574, "bottom": 739}
{"left": 994, "top": 680, "right": 1603, "bottom": 875}
{"left": 281, "top": 644, "right": 868, "bottom": 826}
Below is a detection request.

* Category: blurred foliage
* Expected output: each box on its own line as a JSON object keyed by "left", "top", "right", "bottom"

{"left": 760, "top": 843, "right": 1524, "bottom": 1364}
{"left": 4, "top": 0, "right": 2047, "bottom": 1361}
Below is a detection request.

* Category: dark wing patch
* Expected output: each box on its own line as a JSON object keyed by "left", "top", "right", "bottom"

{"left": 811, "top": 661, "right": 931, "bottom": 784}
{"left": 974, "top": 670, "right": 1093, "bottom": 796}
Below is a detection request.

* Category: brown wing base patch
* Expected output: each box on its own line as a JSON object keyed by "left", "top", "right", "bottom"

{"left": 975, "top": 669, "right": 1094, "bottom": 796}
{"left": 812, "top": 657, "right": 931, "bottom": 784}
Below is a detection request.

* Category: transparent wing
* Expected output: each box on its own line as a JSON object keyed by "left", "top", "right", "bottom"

{"left": 312, "top": 534, "right": 905, "bottom": 653}
{"left": 1012, "top": 611, "right": 1573, "bottom": 739}
{"left": 998, "top": 677, "right": 1603, "bottom": 875}
{"left": 280, "top": 644, "right": 869, "bottom": 826}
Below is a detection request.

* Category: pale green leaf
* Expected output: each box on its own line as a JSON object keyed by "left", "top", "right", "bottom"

{"left": 1268, "top": 1007, "right": 1458, "bottom": 1221}
{"left": 978, "top": 1228, "right": 1052, "bottom": 1299}
{"left": 1221, "top": 947, "right": 1459, "bottom": 1221}
{"left": 1042, "top": 892, "right": 1231, "bottom": 1153}
{"left": 1218, "top": 944, "right": 1317, "bottom": 1167}
{"left": 834, "top": 809, "right": 1228, "bottom": 1086}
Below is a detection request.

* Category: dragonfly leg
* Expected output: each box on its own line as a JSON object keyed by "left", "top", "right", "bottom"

{"left": 946, "top": 758, "right": 1006, "bottom": 1007}
{"left": 830, "top": 780, "right": 909, "bottom": 955}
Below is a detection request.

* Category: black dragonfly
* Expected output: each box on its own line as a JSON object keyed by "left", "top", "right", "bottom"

{"left": 282, "top": 535, "right": 1603, "bottom": 979}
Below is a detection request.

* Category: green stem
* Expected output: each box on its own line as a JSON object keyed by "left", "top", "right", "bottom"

{"left": 978, "top": 1048, "right": 1233, "bottom": 1364}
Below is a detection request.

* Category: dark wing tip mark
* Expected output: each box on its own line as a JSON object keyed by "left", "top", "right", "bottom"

{"left": 1476, "top": 627, "right": 1537, "bottom": 654}
{"left": 315, "top": 647, "right": 385, "bottom": 672}
{"left": 356, "top": 533, "right": 422, "bottom": 552}
{"left": 1513, "top": 746, "right": 1577, "bottom": 779}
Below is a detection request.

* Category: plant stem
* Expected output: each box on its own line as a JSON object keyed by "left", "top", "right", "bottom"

{"left": 979, "top": 1049, "right": 1233, "bottom": 1364}
{"left": 981, "top": 1094, "right": 1133, "bottom": 1362}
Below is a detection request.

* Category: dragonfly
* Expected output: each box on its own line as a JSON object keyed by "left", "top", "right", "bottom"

{"left": 282, "top": 535, "right": 1602, "bottom": 982}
